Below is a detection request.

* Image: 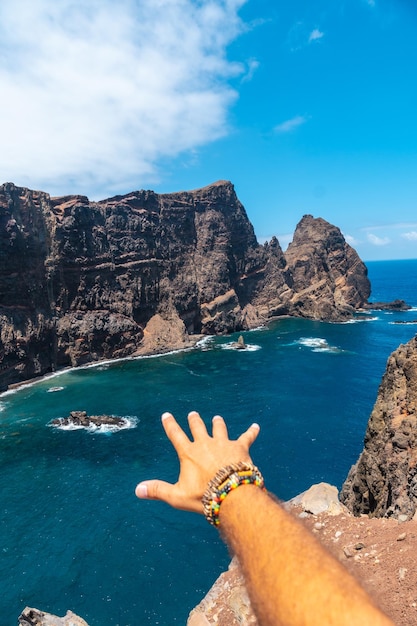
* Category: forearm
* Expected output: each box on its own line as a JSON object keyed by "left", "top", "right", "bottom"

{"left": 219, "top": 485, "right": 394, "bottom": 626}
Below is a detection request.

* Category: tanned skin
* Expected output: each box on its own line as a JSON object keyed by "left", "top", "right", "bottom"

{"left": 135, "top": 411, "right": 394, "bottom": 626}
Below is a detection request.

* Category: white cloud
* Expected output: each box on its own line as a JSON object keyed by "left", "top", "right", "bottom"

{"left": 402, "top": 231, "right": 417, "bottom": 241}
{"left": 0, "top": 0, "right": 247, "bottom": 197}
{"left": 308, "top": 29, "right": 324, "bottom": 43}
{"left": 367, "top": 233, "right": 391, "bottom": 246}
{"left": 242, "top": 58, "right": 260, "bottom": 82}
{"left": 274, "top": 115, "right": 309, "bottom": 134}
{"left": 344, "top": 234, "right": 360, "bottom": 246}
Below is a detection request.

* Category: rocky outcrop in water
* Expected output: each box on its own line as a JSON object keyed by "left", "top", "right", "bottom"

{"left": 0, "top": 181, "right": 370, "bottom": 391}
{"left": 341, "top": 335, "right": 417, "bottom": 520}
{"left": 363, "top": 299, "right": 411, "bottom": 311}
{"left": 50, "top": 410, "right": 127, "bottom": 429}
{"left": 19, "top": 606, "right": 88, "bottom": 626}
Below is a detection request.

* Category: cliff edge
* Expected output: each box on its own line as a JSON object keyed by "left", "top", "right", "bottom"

{"left": 341, "top": 335, "right": 417, "bottom": 520}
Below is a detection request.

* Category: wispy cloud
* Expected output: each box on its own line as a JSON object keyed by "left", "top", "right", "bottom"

{"left": 287, "top": 22, "right": 324, "bottom": 51}
{"left": 362, "top": 222, "right": 417, "bottom": 231}
{"left": 308, "top": 29, "right": 324, "bottom": 43}
{"left": 365, "top": 0, "right": 376, "bottom": 7}
{"left": 242, "top": 58, "right": 260, "bottom": 83}
{"left": 274, "top": 115, "right": 309, "bottom": 134}
{"left": 344, "top": 234, "right": 361, "bottom": 246}
{"left": 0, "top": 0, "right": 247, "bottom": 198}
{"left": 402, "top": 231, "right": 417, "bottom": 241}
{"left": 367, "top": 233, "right": 391, "bottom": 246}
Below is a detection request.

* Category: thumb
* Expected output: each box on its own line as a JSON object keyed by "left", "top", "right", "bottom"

{"left": 135, "top": 479, "right": 175, "bottom": 503}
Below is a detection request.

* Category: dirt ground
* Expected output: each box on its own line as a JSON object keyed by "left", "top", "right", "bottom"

{"left": 188, "top": 503, "right": 417, "bottom": 626}
{"left": 299, "top": 510, "right": 417, "bottom": 625}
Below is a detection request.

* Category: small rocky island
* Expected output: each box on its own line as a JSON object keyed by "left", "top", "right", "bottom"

{"left": 50, "top": 410, "right": 129, "bottom": 429}
{"left": 363, "top": 299, "right": 411, "bottom": 311}
{"left": 230, "top": 335, "right": 247, "bottom": 350}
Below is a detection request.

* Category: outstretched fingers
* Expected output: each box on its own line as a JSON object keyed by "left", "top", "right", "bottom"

{"left": 187, "top": 410, "right": 210, "bottom": 441}
{"left": 237, "top": 422, "right": 261, "bottom": 450}
{"left": 161, "top": 412, "right": 191, "bottom": 453}
{"left": 212, "top": 414, "right": 229, "bottom": 439}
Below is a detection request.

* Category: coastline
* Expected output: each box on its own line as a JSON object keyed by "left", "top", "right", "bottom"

{"left": 0, "top": 333, "right": 206, "bottom": 398}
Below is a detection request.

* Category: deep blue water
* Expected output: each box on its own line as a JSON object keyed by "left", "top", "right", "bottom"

{"left": 1, "top": 259, "right": 416, "bottom": 626}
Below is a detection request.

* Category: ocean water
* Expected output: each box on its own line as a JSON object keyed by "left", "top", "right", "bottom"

{"left": 1, "top": 259, "right": 416, "bottom": 626}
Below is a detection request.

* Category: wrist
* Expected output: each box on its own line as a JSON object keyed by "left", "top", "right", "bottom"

{"left": 201, "top": 462, "right": 265, "bottom": 527}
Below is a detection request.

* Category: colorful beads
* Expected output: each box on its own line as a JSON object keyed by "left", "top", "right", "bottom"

{"left": 202, "top": 462, "right": 265, "bottom": 527}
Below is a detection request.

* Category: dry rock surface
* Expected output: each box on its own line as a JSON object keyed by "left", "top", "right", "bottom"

{"left": 341, "top": 335, "right": 417, "bottom": 520}
{"left": 19, "top": 607, "right": 88, "bottom": 626}
{"left": 188, "top": 486, "right": 417, "bottom": 626}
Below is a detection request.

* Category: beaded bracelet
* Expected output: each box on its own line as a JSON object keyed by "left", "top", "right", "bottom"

{"left": 202, "top": 462, "right": 265, "bottom": 527}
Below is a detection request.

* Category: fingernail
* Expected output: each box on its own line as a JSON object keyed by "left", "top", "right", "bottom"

{"left": 161, "top": 412, "right": 171, "bottom": 421}
{"left": 212, "top": 415, "right": 223, "bottom": 421}
{"left": 251, "top": 422, "right": 260, "bottom": 429}
{"left": 136, "top": 483, "right": 148, "bottom": 498}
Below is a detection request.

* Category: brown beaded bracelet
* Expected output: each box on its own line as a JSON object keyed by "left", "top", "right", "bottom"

{"left": 201, "top": 462, "right": 265, "bottom": 527}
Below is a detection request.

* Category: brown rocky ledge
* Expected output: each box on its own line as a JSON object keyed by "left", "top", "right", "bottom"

{"left": 188, "top": 484, "right": 417, "bottom": 626}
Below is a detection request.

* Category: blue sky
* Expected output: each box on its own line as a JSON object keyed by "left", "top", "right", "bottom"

{"left": 1, "top": 0, "right": 416, "bottom": 260}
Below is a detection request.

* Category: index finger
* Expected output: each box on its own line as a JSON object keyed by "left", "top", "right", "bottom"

{"left": 161, "top": 412, "right": 191, "bottom": 452}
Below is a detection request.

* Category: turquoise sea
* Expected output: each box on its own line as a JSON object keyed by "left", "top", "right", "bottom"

{"left": 1, "top": 259, "right": 417, "bottom": 625}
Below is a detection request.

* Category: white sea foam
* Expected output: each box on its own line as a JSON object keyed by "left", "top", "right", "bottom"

{"left": 0, "top": 343, "right": 200, "bottom": 399}
{"left": 49, "top": 415, "right": 139, "bottom": 434}
{"left": 0, "top": 368, "right": 73, "bottom": 398}
{"left": 195, "top": 336, "right": 215, "bottom": 351}
{"left": 46, "top": 386, "right": 64, "bottom": 393}
{"left": 340, "top": 316, "right": 379, "bottom": 324}
{"left": 220, "top": 342, "right": 261, "bottom": 352}
{"left": 296, "top": 337, "right": 342, "bottom": 353}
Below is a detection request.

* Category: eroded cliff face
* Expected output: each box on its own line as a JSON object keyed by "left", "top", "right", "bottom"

{"left": 341, "top": 335, "right": 417, "bottom": 520}
{"left": 284, "top": 215, "right": 370, "bottom": 320}
{"left": 0, "top": 181, "right": 370, "bottom": 390}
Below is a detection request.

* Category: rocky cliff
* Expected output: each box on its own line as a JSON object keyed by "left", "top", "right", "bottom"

{"left": 0, "top": 180, "right": 370, "bottom": 391}
{"left": 341, "top": 335, "right": 417, "bottom": 520}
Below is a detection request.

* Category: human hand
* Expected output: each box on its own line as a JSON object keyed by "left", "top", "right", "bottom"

{"left": 135, "top": 411, "right": 260, "bottom": 514}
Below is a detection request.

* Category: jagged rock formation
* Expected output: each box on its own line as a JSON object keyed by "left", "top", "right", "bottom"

{"left": 19, "top": 606, "right": 88, "bottom": 626}
{"left": 341, "top": 335, "right": 417, "bottom": 520}
{"left": 0, "top": 181, "right": 370, "bottom": 391}
{"left": 284, "top": 215, "right": 370, "bottom": 320}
